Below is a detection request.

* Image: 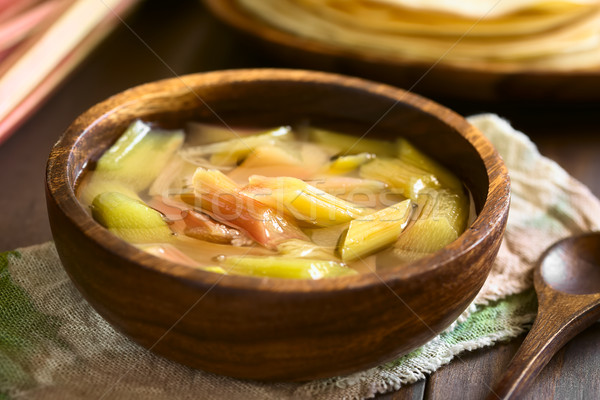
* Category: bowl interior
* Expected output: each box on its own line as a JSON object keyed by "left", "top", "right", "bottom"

{"left": 58, "top": 69, "right": 499, "bottom": 287}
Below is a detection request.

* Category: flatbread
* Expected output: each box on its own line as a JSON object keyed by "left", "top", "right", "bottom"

{"left": 371, "top": 0, "right": 600, "bottom": 19}
{"left": 297, "top": 0, "right": 595, "bottom": 37}
{"left": 237, "top": 0, "right": 600, "bottom": 70}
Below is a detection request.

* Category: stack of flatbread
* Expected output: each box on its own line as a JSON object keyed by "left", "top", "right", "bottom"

{"left": 236, "top": 0, "right": 600, "bottom": 71}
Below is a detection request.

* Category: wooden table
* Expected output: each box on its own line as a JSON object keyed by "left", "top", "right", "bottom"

{"left": 1, "top": 1, "right": 598, "bottom": 398}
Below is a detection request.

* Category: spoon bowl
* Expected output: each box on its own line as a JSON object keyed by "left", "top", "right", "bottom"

{"left": 489, "top": 232, "right": 600, "bottom": 399}
{"left": 540, "top": 233, "right": 600, "bottom": 295}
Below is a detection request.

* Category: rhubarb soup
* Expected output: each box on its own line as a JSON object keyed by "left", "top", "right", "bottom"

{"left": 77, "top": 120, "right": 470, "bottom": 279}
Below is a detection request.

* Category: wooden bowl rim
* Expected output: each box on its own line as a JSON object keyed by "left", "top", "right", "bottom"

{"left": 203, "top": 0, "right": 600, "bottom": 77}
{"left": 46, "top": 68, "right": 510, "bottom": 294}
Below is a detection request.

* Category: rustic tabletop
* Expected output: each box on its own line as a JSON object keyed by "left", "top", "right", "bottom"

{"left": 1, "top": 1, "right": 599, "bottom": 399}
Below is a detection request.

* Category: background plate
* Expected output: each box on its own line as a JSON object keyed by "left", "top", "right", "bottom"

{"left": 204, "top": 0, "right": 600, "bottom": 102}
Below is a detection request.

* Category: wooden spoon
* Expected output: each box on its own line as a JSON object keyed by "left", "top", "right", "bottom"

{"left": 488, "top": 232, "right": 600, "bottom": 399}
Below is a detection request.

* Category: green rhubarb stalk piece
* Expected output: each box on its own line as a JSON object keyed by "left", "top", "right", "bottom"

{"left": 396, "top": 138, "right": 462, "bottom": 191}
{"left": 199, "top": 266, "right": 229, "bottom": 274}
{"left": 80, "top": 121, "right": 184, "bottom": 206}
{"left": 95, "top": 120, "right": 185, "bottom": 192}
{"left": 339, "top": 199, "right": 413, "bottom": 262}
{"left": 325, "top": 153, "right": 375, "bottom": 174}
{"left": 394, "top": 189, "right": 469, "bottom": 255}
{"left": 243, "top": 175, "right": 372, "bottom": 227}
{"left": 359, "top": 158, "right": 440, "bottom": 200}
{"left": 220, "top": 256, "right": 357, "bottom": 279}
{"left": 180, "top": 126, "right": 293, "bottom": 166}
{"left": 91, "top": 191, "right": 173, "bottom": 243}
{"left": 309, "top": 127, "right": 395, "bottom": 157}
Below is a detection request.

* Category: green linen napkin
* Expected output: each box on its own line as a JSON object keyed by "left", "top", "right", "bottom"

{"left": 2, "top": 114, "right": 600, "bottom": 400}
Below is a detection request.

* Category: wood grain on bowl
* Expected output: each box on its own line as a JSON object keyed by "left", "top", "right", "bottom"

{"left": 46, "top": 69, "right": 510, "bottom": 381}
{"left": 203, "top": 0, "right": 600, "bottom": 103}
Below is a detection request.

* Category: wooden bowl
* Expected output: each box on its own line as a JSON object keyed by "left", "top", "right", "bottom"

{"left": 203, "top": 0, "right": 600, "bottom": 102}
{"left": 46, "top": 69, "right": 510, "bottom": 381}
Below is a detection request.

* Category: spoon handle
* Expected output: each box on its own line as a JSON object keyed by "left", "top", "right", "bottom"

{"left": 486, "top": 294, "right": 600, "bottom": 400}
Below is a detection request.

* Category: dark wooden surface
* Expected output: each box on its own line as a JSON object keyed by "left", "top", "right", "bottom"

{"left": 1, "top": 0, "right": 599, "bottom": 398}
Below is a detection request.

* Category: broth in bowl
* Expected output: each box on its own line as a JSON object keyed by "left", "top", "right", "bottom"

{"left": 78, "top": 119, "right": 469, "bottom": 279}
